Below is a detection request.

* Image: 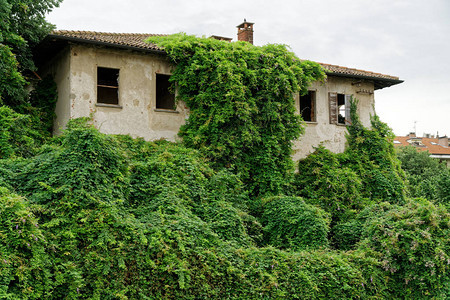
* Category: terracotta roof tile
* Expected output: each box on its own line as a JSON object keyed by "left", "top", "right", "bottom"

{"left": 319, "top": 63, "right": 400, "bottom": 81}
{"left": 394, "top": 136, "right": 450, "bottom": 155}
{"left": 50, "top": 30, "right": 165, "bottom": 52}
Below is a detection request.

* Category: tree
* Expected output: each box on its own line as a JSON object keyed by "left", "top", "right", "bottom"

{"left": 397, "top": 145, "right": 450, "bottom": 204}
{"left": 0, "top": 0, "right": 62, "bottom": 107}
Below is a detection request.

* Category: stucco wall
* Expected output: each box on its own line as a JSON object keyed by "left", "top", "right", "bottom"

{"left": 292, "top": 77, "right": 375, "bottom": 160}
{"left": 67, "top": 44, "right": 188, "bottom": 141}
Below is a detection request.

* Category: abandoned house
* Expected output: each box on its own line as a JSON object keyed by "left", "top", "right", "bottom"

{"left": 34, "top": 21, "right": 403, "bottom": 160}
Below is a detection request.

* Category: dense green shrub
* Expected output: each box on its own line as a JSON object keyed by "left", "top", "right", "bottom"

{"left": 294, "top": 146, "right": 366, "bottom": 224}
{"left": 15, "top": 119, "right": 128, "bottom": 204}
{"left": 397, "top": 145, "right": 450, "bottom": 204}
{"left": 345, "top": 100, "right": 407, "bottom": 203}
{"left": 358, "top": 198, "right": 450, "bottom": 298}
{"left": 228, "top": 247, "right": 387, "bottom": 299}
{"left": 0, "top": 119, "right": 448, "bottom": 299}
{"left": 127, "top": 139, "right": 257, "bottom": 247}
{"left": 0, "top": 106, "right": 41, "bottom": 158}
{"left": 147, "top": 34, "right": 325, "bottom": 197}
{"left": 0, "top": 188, "right": 52, "bottom": 299}
{"left": 261, "top": 196, "right": 330, "bottom": 251}
{"left": 28, "top": 75, "right": 58, "bottom": 136}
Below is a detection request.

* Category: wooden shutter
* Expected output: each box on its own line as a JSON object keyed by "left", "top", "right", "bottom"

{"left": 311, "top": 91, "right": 316, "bottom": 122}
{"left": 329, "top": 92, "right": 337, "bottom": 124}
{"left": 345, "top": 94, "right": 352, "bottom": 125}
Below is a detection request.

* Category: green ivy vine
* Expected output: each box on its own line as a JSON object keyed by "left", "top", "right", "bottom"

{"left": 147, "top": 34, "right": 325, "bottom": 196}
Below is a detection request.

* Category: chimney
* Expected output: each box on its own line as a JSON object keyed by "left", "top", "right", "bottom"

{"left": 438, "top": 136, "right": 449, "bottom": 148}
{"left": 408, "top": 132, "right": 416, "bottom": 138}
{"left": 237, "top": 19, "right": 254, "bottom": 44}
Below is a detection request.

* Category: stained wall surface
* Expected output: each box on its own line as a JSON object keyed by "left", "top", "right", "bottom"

{"left": 56, "top": 44, "right": 188, "bottom": 141}
{"left": 49, "top": 44, "right": 376, "bottom": 159}
{"left": 292, "top": 77, "right": 375, "bottom": 160}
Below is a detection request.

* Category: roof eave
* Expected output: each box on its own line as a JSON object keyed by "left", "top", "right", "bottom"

{"left": 46, "top": 33, "right": 166, "bottom": 55}
{"left": 325, "top": 71, "right": 404, "bottom": 90}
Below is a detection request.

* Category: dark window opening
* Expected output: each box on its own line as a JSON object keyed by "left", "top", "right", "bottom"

{"left": 300, "top": 91, "right": 316, "bottom": 122}
{"left": 337, "top": 93, "right": 346, "bottom": 124}
{"left": 156, "top": 74, "right": 175, "bottom": 110}
{"left": 97, "top": 67, "right": 119, "bottom": 105}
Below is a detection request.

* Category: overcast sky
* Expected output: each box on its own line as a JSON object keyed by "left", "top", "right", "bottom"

{"left": 46, "top": 0, "right": 450, "bottom": 137}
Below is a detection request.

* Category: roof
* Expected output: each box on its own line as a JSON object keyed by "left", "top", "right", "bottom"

{"left": 394, "top": 136, "right": 450, "bottom": 156}
{"left": 46, "top": 30, "right": 165, "bottom": 52}
{"left": 319, "top": 63, "right": 403, "bottom": 90}
{"left": 40, "top": 30, "right": 403, "bottom": 89}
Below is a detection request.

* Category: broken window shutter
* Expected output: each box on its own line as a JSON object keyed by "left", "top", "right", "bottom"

{"left": 329, "top": 92, "right": 337, "bottom": 124}
{"left": 345, "top": 94, "right": 352, "bottom": 125}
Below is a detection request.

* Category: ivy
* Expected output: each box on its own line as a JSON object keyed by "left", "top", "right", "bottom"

{"left": 147, "top": 34, "right": 325, "bottom": 197}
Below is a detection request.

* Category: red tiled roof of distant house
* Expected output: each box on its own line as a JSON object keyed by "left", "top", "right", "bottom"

{"left": 394, "top": 136, "right": 450, "bottom": 155}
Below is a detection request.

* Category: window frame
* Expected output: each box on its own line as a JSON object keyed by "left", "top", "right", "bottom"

{"left": 329, "top": 92, "right": 352, "bottom": 125}
{"left": 96, "top": 66, "right": 120, "bottom": 106}
{"left": 155, "top": 73, "right": 176, "bottom": 111}
{"left": 300, "top": 90, "right": 317, "bottom": 123}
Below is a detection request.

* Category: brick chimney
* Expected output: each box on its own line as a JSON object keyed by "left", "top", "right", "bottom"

{"left": 438, "top": 136, "right": 449, "bottom": 147}
{"left": 237, "top": 19, "right": 254, "bottom": 44}
{"left": 408, "top": 132, "right": 416, "bottom": 138}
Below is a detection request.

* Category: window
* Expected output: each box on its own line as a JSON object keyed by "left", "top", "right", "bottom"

{"left": 300, "top": 91, "right": 316, "bottom": 122}
{"left": 156, "top": 74, "right": 175, "bottom": 110}
{"left": 329, "top": 92, "right": 351, "bottom": 125}
{"left": 97, "top": 67, "right": 119, "bottom": 105}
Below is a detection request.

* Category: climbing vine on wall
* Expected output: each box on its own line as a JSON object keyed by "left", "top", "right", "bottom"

{"left": 148, "top": 34, "right": 325, "bottom": 196}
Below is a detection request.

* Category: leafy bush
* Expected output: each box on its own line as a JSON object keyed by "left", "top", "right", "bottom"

{"left": 228, "top": 247, "right": 387, "bottom": 299}
{"left": 0, "top": 188, "right": 52, "bottom": 299}
{"left": 0, "top": 106, "right": 41, "bottom": 158}
{"left": 28, "top": 75, "right": 58, "bottom": 136}
{"left": 358, "top": 198, "right": 450, "bottom": 298}
{"left": 397, "top": 145, "right": 450, "bottom": 204}
{"left": 345, "top": 100, "right": 407, "bottom": 203}
{"left": 261, "top": 196, "right": 330, "bottom": 251}
{"left": 127, "top": 139, "right": 257, "bottom": 247}
{"left": 294, "top": 146, "right": 366, "bottom": 224}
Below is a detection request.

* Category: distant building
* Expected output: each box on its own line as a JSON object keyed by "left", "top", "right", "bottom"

{"left": 394, "top": 133, "right": 450, "bottom": 167}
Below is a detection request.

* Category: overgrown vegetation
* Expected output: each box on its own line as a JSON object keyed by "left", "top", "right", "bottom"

{"left": 397, "top": 145, "right": 450, "bottom": 206}
{"left": 147, "top": 34, "right": 325, "bottom": 197}
{"left": 0, "top": 0, "right": 61, "bottom": 154}
{"left": 1, "top": 30, "right": 449, "bottom": 299}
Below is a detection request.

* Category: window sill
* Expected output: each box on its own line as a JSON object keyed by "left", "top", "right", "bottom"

{"left": 304, "top": 121, "right": 318, "bottom": 125}
{"left": 96, "top": 103, "right": 123, "bottom": 109}
{"left": 154, "top": 109, "right": 179, "bottom": 114}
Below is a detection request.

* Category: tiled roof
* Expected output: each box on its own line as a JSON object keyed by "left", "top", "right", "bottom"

{"left": 394, "top": 136, "right": 450, "bottom": 155}
{"left": 48, "top": 30, "right": 165, "bottom": 52}
{"left": 319, "top": 63, "right": 400, "bottom": 81}
{"left": 47, "top": 30, "right": 402, "bottom": 87}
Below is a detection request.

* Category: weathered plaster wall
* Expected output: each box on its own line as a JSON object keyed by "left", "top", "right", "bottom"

{"left": 292, "top": 76, "right": 375, "bottom": 160}
{"left": 67, "top": 44, "right": 188, "bottom": 141}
